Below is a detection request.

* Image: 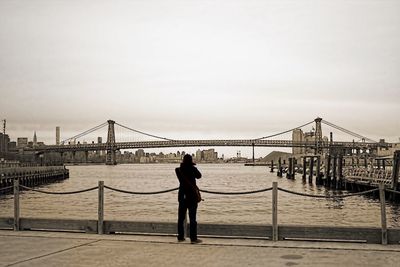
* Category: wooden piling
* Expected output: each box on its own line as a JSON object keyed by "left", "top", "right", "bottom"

{"left": 324, "top": 154, "right": 331, "bottom": 185}
{"left": 270, "top": 160, "right": 274, "bottom": 173}
{"left": 391, "top": 151, "right": 400, "bottom": 191}
{"left": 272, "top": 182, "right": 278, "bottom": 241}
{"left": 98, "top": 181, "right": 104, "bottom": 234}
{"left": 379, "top": 184, "right": 387, "bottom": 245}
{"left": 14, "top": 179, "right": 20, "bottom": 231}
{"left": 338, "top": 155, "right": 343, "bottom": 189}
{"left": 332, "top": 156, "right": 337, "bottom": 187}
{"left": 316, "top": 156, "right": 321, "bottom": 185}
{"left": 277, "top": 157, "right": 282, "bottom": 177}
{"left": 302, "top": 157, "right": 307, "bottom": 181}
{"left": 308, "top": 157, "right": 314, "bottom": 184}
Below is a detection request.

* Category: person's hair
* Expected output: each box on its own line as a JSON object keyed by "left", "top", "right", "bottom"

{"left": 182, "top": 154, "right": 195, "bottom": 165}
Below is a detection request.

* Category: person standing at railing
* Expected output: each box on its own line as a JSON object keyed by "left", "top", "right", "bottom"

{"left": 175, "top": 154, "right": 202, "bottom": 244}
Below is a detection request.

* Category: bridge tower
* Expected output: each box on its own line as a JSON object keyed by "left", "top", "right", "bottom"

{"left": 106, "top": 120, "right": 117, "bottom": 165}
{"left": 314, "top": 117, "right": 323, "bottom": 154}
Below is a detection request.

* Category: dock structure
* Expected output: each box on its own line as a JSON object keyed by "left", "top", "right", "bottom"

{"left": 0, "top": 166, "right": 69, "bottom": 193}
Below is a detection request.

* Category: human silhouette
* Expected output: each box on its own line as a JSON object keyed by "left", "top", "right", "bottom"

{"left": 175, "top": 154, "right": 202, "bottom": 244}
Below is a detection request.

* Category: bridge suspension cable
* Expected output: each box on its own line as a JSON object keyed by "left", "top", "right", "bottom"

{"left": 255, "top": 120, "right": 314, "bottom": 140}
{"left": 115, "top": 123, "right": 175, "bottom": 141}
{"left": 321, "top": 120, "right": 377, "bottom": 143}
{"left": 61, "top": 122, "right": 108, "bottom": 144}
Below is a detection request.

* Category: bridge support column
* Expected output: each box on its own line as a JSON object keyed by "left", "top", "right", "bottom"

{"left": 106, "top": 120, "right": 117, "bottom": 165}
{"left": 72, "top": 151, "right": 76, "bottom": 165}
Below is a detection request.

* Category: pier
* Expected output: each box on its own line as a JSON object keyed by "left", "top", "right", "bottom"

{"left": 0, "top": 166, "right": 69, "bottom": 193}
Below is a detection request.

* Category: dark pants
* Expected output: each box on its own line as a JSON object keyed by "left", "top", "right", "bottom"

{"left": 177, "top": 200, "right": 198, "bottom": 241}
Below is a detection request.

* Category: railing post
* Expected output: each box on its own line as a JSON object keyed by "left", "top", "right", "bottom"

{"left": 13, "top": 178, "right": 20, "bottom": 231}
{"left": 379, "top": 183, "right": 387, "bottom": 245}
{"left": 98, "top": 181, "right": 104, "bottom": 234}
{"left": 272, "top": 182, "right": 278, "bottom": 241}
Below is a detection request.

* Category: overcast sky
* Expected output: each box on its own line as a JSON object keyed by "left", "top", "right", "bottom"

{"left": 0, "top": 0, "right": 399, "bottom": 156}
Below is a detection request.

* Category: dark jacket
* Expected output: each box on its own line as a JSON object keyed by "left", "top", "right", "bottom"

{"left": 175, "top": 163, "right": 202, "bottom": 203}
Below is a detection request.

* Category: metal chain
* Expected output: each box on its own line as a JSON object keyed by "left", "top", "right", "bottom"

{"left": 104, "top": 185, "right": 179, "bottom": 195}
{"left": 20, "top": 185, "right": 98, "bottom": 195}
{"left": 0, "top": 186, "right": 13, "bottom": 192}
{"left": 385, "top": 188, "right": 400, "bottom": 195}
{"left": 199, "top": 187, "right": 273, "bottom": 195}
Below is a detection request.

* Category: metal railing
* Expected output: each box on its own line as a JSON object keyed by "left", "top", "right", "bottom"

{"left": 4, "top": 179, "right": 400, "bottom": 244}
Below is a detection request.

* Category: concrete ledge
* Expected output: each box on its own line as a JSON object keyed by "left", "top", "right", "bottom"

{"left": 1, "top": 217, "right": 400, "bottom": 244}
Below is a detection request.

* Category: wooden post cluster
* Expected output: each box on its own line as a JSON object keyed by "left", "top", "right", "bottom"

{"left": 302, "top": 156, "right": 321, "bottom": 184}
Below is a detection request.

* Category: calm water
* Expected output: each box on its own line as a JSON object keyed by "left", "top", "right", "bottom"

{"left": 1, "top": 164, "right": 400, "bottom": 227}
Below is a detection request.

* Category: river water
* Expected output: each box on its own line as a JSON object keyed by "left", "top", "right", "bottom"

{"left": 1, "top": 164, "right": 400, "bottom": 227}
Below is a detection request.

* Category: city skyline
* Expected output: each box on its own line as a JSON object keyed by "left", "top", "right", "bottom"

{"left": 1, "top": 1, "right": 399, "bottom": 158}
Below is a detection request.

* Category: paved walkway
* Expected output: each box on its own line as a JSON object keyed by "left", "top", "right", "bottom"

{"left": 1, "top": 230, "right": 400, "bottom": 267}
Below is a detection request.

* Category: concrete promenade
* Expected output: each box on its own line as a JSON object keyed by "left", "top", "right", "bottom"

{"left": 1, "top": 230, "right": 400, "bottom": 267}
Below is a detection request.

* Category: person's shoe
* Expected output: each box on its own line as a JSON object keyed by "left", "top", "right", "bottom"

{"left": 191, "top": 239, "right": 203, "bottom": 244}
{"left": 177, "top": 238, "right": 186, "bottom": 242}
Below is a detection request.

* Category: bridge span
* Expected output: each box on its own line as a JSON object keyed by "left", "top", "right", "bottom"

{"left": 21, "top": 118, "right": 393, "bottom": 165}
{"left": 29, "top": 139, "right": 384, "bottom": 153}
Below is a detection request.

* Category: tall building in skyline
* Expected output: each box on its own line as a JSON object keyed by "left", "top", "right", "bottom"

{"left": 33, "top": 131, "right": 37, "bottom": 147}
{"left": 56, "top": 126, "right": 60, "bottom": 145}
{"left": 292, "top": 129, "right": 304, "bottom": 155}
{"left": 0, "top": 133, "right": 10, "bottom": 153}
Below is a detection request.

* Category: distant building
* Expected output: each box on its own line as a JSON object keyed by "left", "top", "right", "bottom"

{"left": 56, "top": 127, "right": 60, "bottom": 145}
{"left": 203, "top": 149, "right": 217, "bottom": 161}
{"left": 8, "top": 141, "right": 16, "bottom": 151}
{"left": 17, "top": 137, "right": 28, "bottom": 148}
{"left": 0, "top": 133, "right": 10, "bottom": 152}
{"left": 33, "top": 131, "right": 37, "bottom": 147}
{"left": 196, "top": 149, "right": 202, "bottom": 162}
{"left": 292, "top": 129, "right": 304, "bottom": 155}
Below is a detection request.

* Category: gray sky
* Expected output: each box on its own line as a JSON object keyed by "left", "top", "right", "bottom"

{"left": 0, "top": 0, "right": 399, "bottom": 157}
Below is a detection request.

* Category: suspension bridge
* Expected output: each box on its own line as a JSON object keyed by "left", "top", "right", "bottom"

{"left": 23, "top": 117, "right": 392, "bottom": 165}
